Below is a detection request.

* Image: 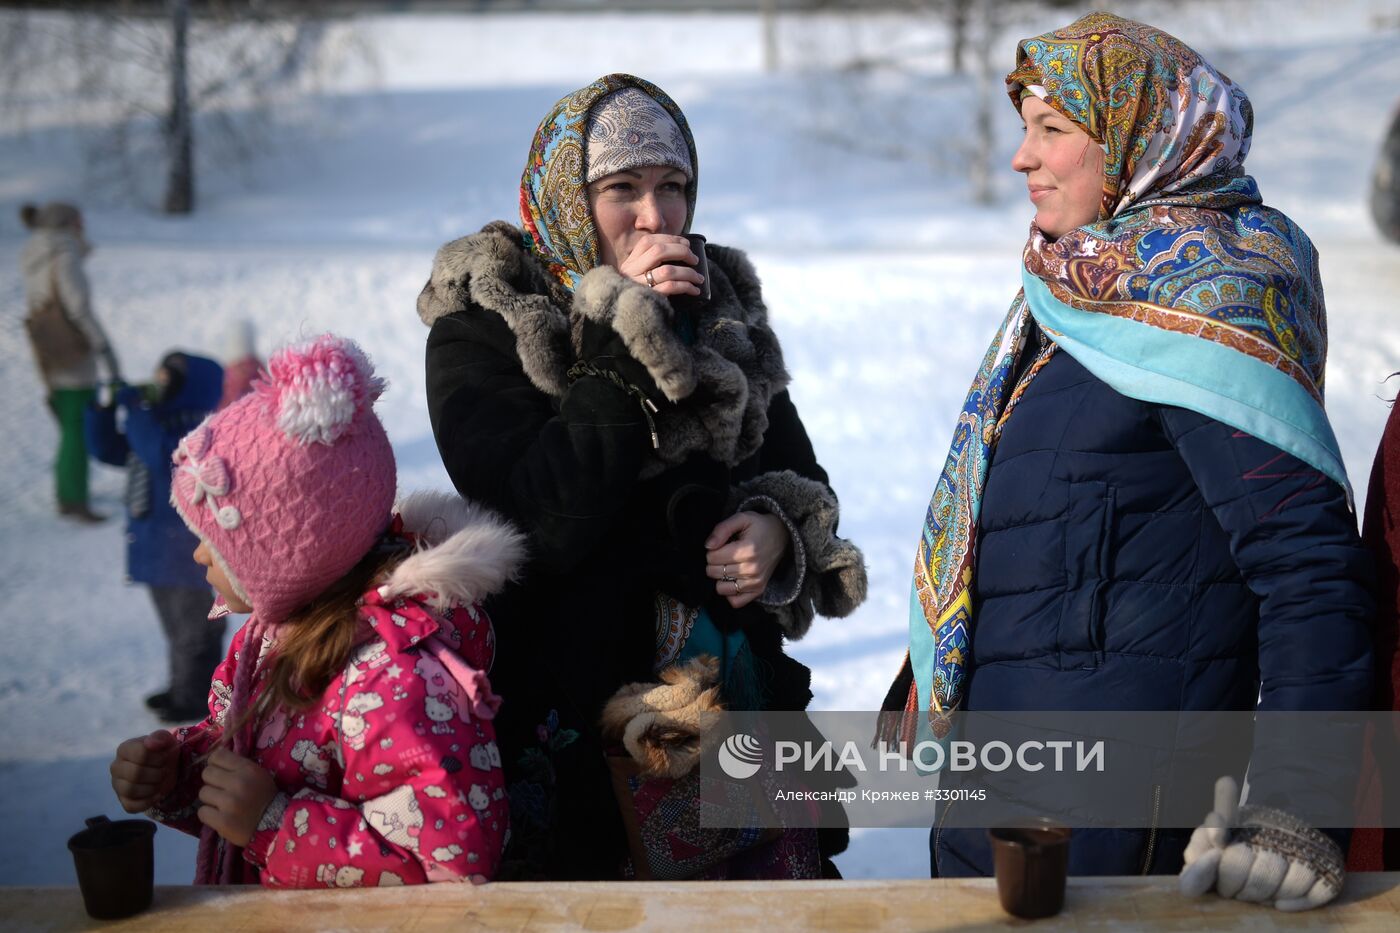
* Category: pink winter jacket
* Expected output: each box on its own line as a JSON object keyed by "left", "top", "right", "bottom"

{"left": 148, "top": 494, "right": 526, "bottom": 888}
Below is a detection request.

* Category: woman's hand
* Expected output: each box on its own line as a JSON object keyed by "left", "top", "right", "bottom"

{"left": 618, "top": 233, "right": 704, "bottom": 297}
{"left": 197, "top": 747, "right": 278, "bottom": 847}
{"left": 705, "top": 511, "right": 791, "bottom": 608}
{"left": 1179, "top": 776, "right": 1343, "bottom": 912}
{"left": 110, "top": 730, "right": 179, "bottom": 812}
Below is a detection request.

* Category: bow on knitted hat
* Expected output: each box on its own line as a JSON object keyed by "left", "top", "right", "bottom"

{"left": 171, "top": 334, "right": 397, "bottom": 625}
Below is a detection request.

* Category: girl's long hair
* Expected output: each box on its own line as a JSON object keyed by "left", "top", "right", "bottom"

{"left": 225, "top": 541, "right": 410, "bottom": 741}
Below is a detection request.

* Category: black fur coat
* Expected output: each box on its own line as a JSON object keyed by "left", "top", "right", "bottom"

{"left": 420, "top": 223, "right": 865, "bottom": 878}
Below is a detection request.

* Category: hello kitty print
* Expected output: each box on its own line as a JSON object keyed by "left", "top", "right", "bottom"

{"left": 150, "top": 589, "right": 509, "bottom": 887}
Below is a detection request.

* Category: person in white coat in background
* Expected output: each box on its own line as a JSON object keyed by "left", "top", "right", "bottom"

{"left": 19, "top": 201, "right": 121, "bottom": 522}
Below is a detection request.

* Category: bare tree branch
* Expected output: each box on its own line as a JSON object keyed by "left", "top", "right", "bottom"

{"left": 0, "top": 0, "right": 371, "bottom": 214}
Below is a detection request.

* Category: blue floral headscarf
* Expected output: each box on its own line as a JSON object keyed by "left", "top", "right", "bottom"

{"left": 519, "top": 74, "right": 699, "bottom": 293}
{"left": 890, "top": 13, "right": 1344, "bottom": 741}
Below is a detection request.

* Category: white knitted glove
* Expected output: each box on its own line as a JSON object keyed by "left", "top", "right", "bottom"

{"left": 1179, "top": 776, "right": 1344, "bottom": 912}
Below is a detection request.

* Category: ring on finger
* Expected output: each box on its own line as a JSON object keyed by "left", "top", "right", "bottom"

{"left": 733, "top": 579, "right": 743, "bottom": 595}
{"left": 645, "top": 269, "right": 656, "bottom": 288}
{"left": 722, "top": 564, "right": 730, "bottom": 578}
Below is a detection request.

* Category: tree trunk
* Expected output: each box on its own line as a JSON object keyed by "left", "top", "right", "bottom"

{"left": 163, "top": 0, "right": 194, "bottom": 215}
{"left": 969, "top": 0, "right": 999, "bottom": 206}
{"left": 950, "top": 0, "right": 971, "bottom": 75}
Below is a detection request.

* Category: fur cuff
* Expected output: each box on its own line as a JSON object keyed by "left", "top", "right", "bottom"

{"left": 572, "top": 266, "right": 697, "bottom": 403}
{"left": 735, "top": 471, "right": 867, "bottom": 640}
{"left": 600, "top": 656, "right": 725, "bottom": 779}
{"left": 572, "top": 265, "right": 762, "bottom": 474}
{"left": 737, "top": 493, "right": 807, "bottom": 607}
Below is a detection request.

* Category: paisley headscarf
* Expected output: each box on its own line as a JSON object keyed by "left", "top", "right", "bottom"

{"left": 519, "top": 73, "right": 699, "bottom": 293}
{"left": 584, "top": 87, "right": 693, "bottom": 184}
{"left": 890, "top": 13, "right": 1345, "bottom": 739}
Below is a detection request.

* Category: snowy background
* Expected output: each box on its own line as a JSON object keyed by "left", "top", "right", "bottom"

{"left": 2, "top": 0, "right": 1398, "bottom": 885}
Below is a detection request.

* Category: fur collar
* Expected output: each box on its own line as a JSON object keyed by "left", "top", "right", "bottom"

{"left": 418, "top": 222, "right": 790, "bottom": 471}
{"left": 378, "top": 491, "right": 527, "bottom": 611}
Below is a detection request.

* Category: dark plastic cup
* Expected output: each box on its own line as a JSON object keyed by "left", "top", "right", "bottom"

{"left": 988, "top": 819, "right": 1072, "bottom": 919}
{"left": 68, "top": 815, "right": 156, "bottom": 920}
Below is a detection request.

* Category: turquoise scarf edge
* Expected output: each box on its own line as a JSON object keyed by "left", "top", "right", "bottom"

{"left": 908, "top": 581, "right": 936, "bottom": 720}
{"left": 1021, "top": 268, "right": 1350, "bottom": 499}
{"left": 907, "top": 271, "right": 1351, "bottom": 723}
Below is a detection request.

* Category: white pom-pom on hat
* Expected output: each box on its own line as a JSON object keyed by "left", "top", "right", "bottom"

{"left": 260, "top": 334, "right": 386, "bottom": 445}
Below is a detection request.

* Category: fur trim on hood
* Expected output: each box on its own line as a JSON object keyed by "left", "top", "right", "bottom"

{"left": 600, "top": 656, "right": 725, "bottom": 779}
{"left": 418, "top": 222, "right": 790, "bottom": 473}
{"left": 379, "top": 491, "right": 528, "bottom": 611}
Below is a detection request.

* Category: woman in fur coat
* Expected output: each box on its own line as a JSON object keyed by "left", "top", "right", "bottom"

{"left": 419, "top": 74, "right": 867, "bottom": 880}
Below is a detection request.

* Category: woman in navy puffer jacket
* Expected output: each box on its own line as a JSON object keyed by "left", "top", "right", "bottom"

{"left": 883, "top": 14, "right": 1373, "bottom": 902}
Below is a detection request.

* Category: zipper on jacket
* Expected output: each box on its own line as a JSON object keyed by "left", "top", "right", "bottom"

{"left": 1090, "top": 488, "right": 1115, "bottom": 664}
{"left": 565, "top": 360, "right": 661, "bottom": 448}
{"left": 1088, "top": 581, "right": 1107, "bottom": 661}
{"left": 934, "top": 797, "right": 955, "bottom": 877}
{"left": 1140, "top": 784, "right": 1162, "bottom": 874}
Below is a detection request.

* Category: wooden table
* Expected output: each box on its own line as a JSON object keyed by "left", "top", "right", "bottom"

{"left": 5, "top": 873, "right": 1400, "bottom": 932}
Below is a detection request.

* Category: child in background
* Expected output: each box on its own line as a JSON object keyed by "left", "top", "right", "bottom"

{"left": 86, "top": 351, "right": 227, "bottom": 722}
{"left": 108, "top": 335, "right": 524, "bottom": 887}
{"left": 217, "top": 318, "right": 262, "bottom": 411}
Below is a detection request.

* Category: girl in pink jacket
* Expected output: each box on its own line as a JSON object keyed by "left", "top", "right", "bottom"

{"left": 108, "top": 334, "right": 525, "bottom": 887}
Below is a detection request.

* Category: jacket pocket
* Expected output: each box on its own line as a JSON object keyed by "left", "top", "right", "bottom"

{"left": 1059, "top": 481, "right": 1115, "bottom": 665}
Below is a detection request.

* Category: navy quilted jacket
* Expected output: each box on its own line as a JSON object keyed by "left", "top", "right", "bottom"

{"left": 933, "top": 345, "right": 1374, "bottom": 878}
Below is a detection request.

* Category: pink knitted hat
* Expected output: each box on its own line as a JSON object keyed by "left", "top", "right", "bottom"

{"left": 171, "top": 334, "right": 397, "bottom": 624}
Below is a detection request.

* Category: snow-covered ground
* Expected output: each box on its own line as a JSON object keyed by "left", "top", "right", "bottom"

{"left": 2, "top": 1, "right": 1398, "bottom": 886}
